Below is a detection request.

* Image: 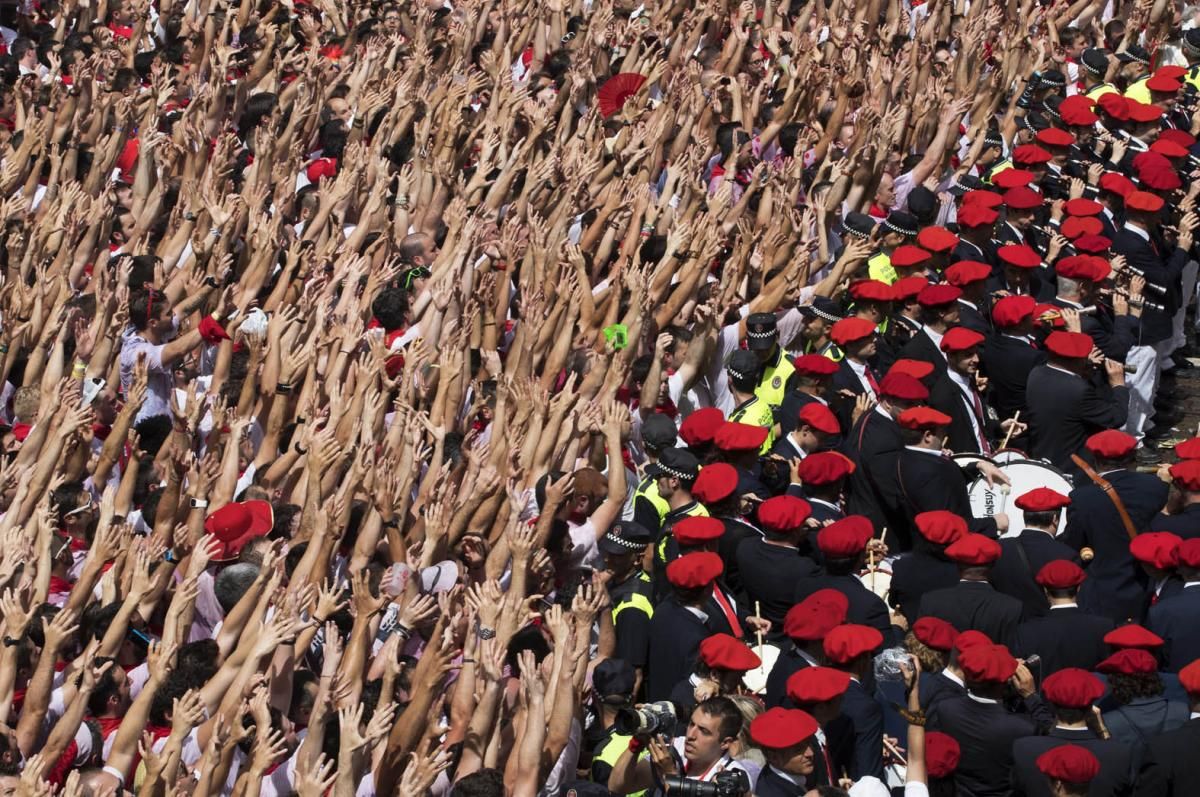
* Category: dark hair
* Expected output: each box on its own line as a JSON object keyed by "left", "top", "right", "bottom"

{"left": 134, "top": 414, "right": 173, "bottom": 457}
{"left": 87, "top": 659, "right": 122, "bottom": 715}
{"left": 1109, "top": 671, "right": 1164, "bottom": 704}
{"left": 129, "top": 288, "right": 168, "bottom": 331}
{"left": 50, "top": 480, "right": 87, "bottom": 516}
{"left": 213, "top": 563, "right": 260, "bottom": 614}
{"left": 695, "top": 696, "right": 743, "bottom": 741}
{"left": 371, "top": 287, "right": 409, "bottom": 330}
{"left": 450, "top": 768, "right": 505, "bottom": 797}
{"left": 1024, "top": 510, "right": 1058, "bottom": 529}
{"left": 80, "top": 602, "right": 121, "bottom": 643}
{"left": 177, "top": 640, "right": 220, "bottom": 683}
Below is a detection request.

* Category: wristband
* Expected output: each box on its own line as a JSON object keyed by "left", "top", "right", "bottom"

{"left": 395, "top": 623, "right": 413, "bottom": 639}
{"left": 276, "top": 382, "right": 294, "bottom": 395}
{"left": 2, "top": 636, "right": 20, "bottom": 647}
{"left": 190, "top": 498, "right": 208, "bottom": 509}
{"left": 477, "top": 625, "right": 496, "bottom": 640}
{"left": 668, "top": 193, "right": 681, "bottom": 208}
{"left": 628, "top": 737, "right": 645, "bottom": 753}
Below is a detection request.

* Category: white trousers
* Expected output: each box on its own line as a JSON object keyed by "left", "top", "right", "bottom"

{"left": 1123, "top": 344, "right": 1160, "bottom": 441}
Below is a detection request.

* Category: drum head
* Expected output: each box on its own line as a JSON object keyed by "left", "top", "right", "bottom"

{"left": 743, "top": 643, "right": 781, "bottom": 695}
{"left": 968, "top": 459, "right": 1073, "bottom": 537}
{"left": 952, "top": 453, "right": 995, "bottom": 469}
{"left": 992, "top": 448, "right": 1026, "bottom": 465}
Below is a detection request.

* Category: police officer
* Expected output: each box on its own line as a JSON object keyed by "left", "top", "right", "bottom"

{"left": 796, "top": 297, "right": 845, "bottom": 361}
{"left": 601, "top": 522, "right": 655, "bottom": 692}
{"left": 744, "top": 312, "right": 795, "bottom": 417}
{"left": 868, "top": 212, "right": 920, "bottom": 284}
{"left": 726, "top": 350, "right": 775, "bottom": 453}
{"left": 632, "top": 413, "right": 677, "bottom": 534}
{"left": 587, "top": 659, "right": 643, "bottom": 792}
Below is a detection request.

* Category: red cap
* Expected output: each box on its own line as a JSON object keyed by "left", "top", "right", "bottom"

{"left": 1177, "top": 538, "right": 1200, "bottom": 568}
{"left": 940, "top": 326, "right": 985, "bottom": 353}
{"left": 916, "top": 510, "right": 968, "bottom": 545}
{"left": 1151, "top": 138, "right": 1189, "bottom": 158}
{"left": 959, "top": 643, "right": 1019, "bottom": 682}
{"left": 793, "top": 354, "right": 839, "bottom": 377}
{"left": 892, "top": 245, "right": 933, "bottom": 268}
{"left": 962, "top": 189, "right": 1004, "bottom": 209}
{"left": 1004, "top": 186, "right": 1044, "bottom": 210}
{"left": 1097, "top": 92, "right": 1131, "bottom": 120}
{"left": 1015, "top": 487, "right": 1071, "bottom": 512}
{"left": 714, "top": 421, "right": 769, "bottom": 452}
{"left": 1169, "top": 459, "right": 1200, "bottom": 491}
{"left": 784, "top": 589, "right": 850, "bottom": 640}
{"left": 665, "top": 552, "right": 724, "bottom": 588}
{"left": 1013, "top": 144, "right": 1053, "bottom": 164}
{"left": 692, "top": 462, "right": 739, "bottom": 504}
{"left": 1056, "top": 254, "right": 1111, "bottom": 283}
{"left": 831, "top": 317, "right": 878, "bottom": 346}
{"left": 1099, "top": 172, "right": 1136, "bottom": 197}
{"left": 1036, "top": 745, "right": 1101, "bottom": 785}
{"left": 1126, "top": 190, "right": 1165, "bottom": 213}
{"left": 1104, "top": 623, "right": 1166, "bottom": 650}
{"left": 945, "top": 260, "right": 991, "bottom": 287}
{"left": 1157, "top": 128, "right": 1197, "bottom": 148}
{"left": 680, "top": 407, "right": 725, "bottom": 447}
{"left": 887, "top": 358, "right": 935, "bottom": 381}
{"left": 892, "top": 276, "right": 930, "bottom": 301}
{"left": 1064, "top": 198, "right": 1103, "bottom": 217}
{"left": 1179, "top": 659, "right": 1200, "bottom": 696}
{"left": 1097, "top": 648, "right": 1158, "bottom": 675}
{"left": 786, "top": 666, "right": 852, "bottom": 703}
{"left": 757, "top": 495, "right": 813, "bottom": 534}
{"left": 1129, "top": 532, "right": 1181, "bottom": 570}
{"left": 1059, "top": 95, "right": 1100, "bottom": 126}
{"left": 913, "top": 616, "right": 959, "bottom": 651}
{"left": 1085, "top": 429, "right": 1138, "bottom": 460}
{"left": 1127, "top": 101, "right": 1165, "bottom": 123}
{"left": 305, "top": 157, "right": 338, "bottom": 183}
{"left": 1073, "top": 233, "right": 1113, "bottom": 254}
{"left": 954, "top": 630, "right": 992, "bottom": 654}
{"left": 992, "top": 168, "right": 1035, "bottom": 189}
{"left": 926, "top": 732, "right": 961, "bottom": 779}
{"left": 10, "top": 423, "right": 30, "bottom": 442}
{"left": 817, "top": 515, "right": 874, "bottom": 558}
{"left": 944, "top": 534, "right": 1002, "bottom": 566}
{"left": 897, "top": 406, "right": 952, "bottom": 430}
{"left": 823, "top": 624, "right": 884, "bottom": 664}
{"left": 1044, "top": 330, "right": 1094, "bottom": 358}
{"left": 1036, "top": 127, "right": 1075, "bottom": 148}
{"left": 1042, "top": 668, "right": 1105, "bottom": 708}
{"left": 1134, "top": 152, "right": 1183, "bottom": 190}
{"left": 992, "top": 294, "right": 1037, "bottom": 328}
{"left": 917, "top": 226, "right": 959, "bottom": 253}
{"left": 798, "top": 403, "right": 840, "bottom": 435}
{"left": 749, "top": 707, "right": 819, "bottom": 749}
{"left": 1156, "top": 65, "right": 1189, "bottom": 79}
{"left": 673, "top": 516, "right": 726, "bottom": 546}
{"left": 998, "top": 244, "right": 1042, "bottom": 268}
{"left": 917, "top": 284, "right": 962, "bottom": 308}
{"left": 1062, "top": 216, "right": 1104, "bottom": 239}
{"left": 1147, "top": 73, "right": 1183, "bottom": 93}
{"left": 798, "top": 451, "right": 856, "bottom": 485}
{"left": 957, "top": 203, "right": 1000, "bottom": 228}
{"left": 205, "top": 500, "right": 275, "bottom": 561}
{"left": 1174, "top": 437, "right": 1200, "bottom": 460}
{"left": 1036, "top": 559, "right": 1086, "bottom": 590}
{"left": 849, "top": 280, "right": 895, "bottom": 303}
{"left": 879, "top": 373, "right": 930, "bottom": 401}
{"left": 699, "top": 632, "right": 762, "bottom": 671}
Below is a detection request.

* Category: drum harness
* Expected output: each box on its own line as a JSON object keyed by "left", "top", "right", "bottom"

{"left": 1070, "top": 454, "right": 1140, "bottom": 542}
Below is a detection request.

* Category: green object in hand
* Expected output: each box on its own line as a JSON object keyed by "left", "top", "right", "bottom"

{"left": 603, "top": 323, "right": 629, "bottom": 351}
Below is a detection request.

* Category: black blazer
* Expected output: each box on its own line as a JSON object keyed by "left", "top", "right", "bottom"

{"left": 989, "top": 530, "right": 1082, "bottom": 617}
{"left": 898, "top": 328, "right": 949, "bottom": 376}
{"left": 927, "top": 370, "right": 995, "bottom": 455}
{"left": 953, "top": 238, "right": 1001, "bottom": 271}
{"left": 1110, "top": 227, "right": 1188, "bottom": 345}
{"left": 645, "top": 597, "right": 714, "bottom": 701}
{"left": 1148, "top": 504, "right": 1200, "bottom": 538}
{"left": 1012, "top": 605, "right": 1115, "bottom": 676}
{"left": 1050, "top": 297, "right": 1138, "bottom": 363}
{"left": 890, "top": 550, "right": 961, "bottom": 626}
{"left": 795, "top": 573, "right": 894, "bottom": 644}
{"left": 764, "top": 646, "right": 814, "bottom": 709}
{"left": 983, "top": 333, "right": 1047, "bottom": 424}
{"left": 839, "top": 678, "right": 885, "bottom": 780}
{"left": 1137, "top": 717, "right": 1200, "bottom": 796}
{"left": 957, "top": 298, "right": 993, "bottom": 335}
{"left": 894, "top": 447, "right": 999, "bottom": 541}
{"left": 842, "top": 409, "right": 907, "bottom": 548}
{"left": 917, "top": 580, "right": 1024, "bottom": 648}
{"left": 778, "top": 390, "right": 824, "bottom": 436}
{"left": 752, "top": 765, "right": 807, "bottom": 797}
{"left": 1024, "top": 364, "right": 1130, "bottom": 473}
{"left": 1147, "top": 584, "right": 1200, "bottom": 672}
{"left": 928, "top": 692, "right": 1040, "bottom": 797}
{"left": 735, "top": 537, "right": 820, "bottom": 631}
{"left": 920, "top": 670, "right": 966, "bottom": 711}
{"left": 1065, "top": 470, "right": 1169, "bottom": 623}
{"left": 1010, "top": 727, "right": 1135, "bottom": 797}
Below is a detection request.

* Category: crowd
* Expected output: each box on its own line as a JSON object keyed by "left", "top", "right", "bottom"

{"left": 5, "top": 0, "right": 1200, "bottom": 793}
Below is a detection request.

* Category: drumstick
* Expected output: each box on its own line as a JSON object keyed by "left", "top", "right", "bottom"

{"left": 1000, "top": 410, "right": 1021, "bottom": 451}
{"left": 883, "top": 737, "right": 907, "bottom": 766}
{"left": 754, "top": 600, "right": 765, "bottom": 657}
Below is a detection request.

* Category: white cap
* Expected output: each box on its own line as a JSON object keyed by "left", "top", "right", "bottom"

{"left": 81, "top": 377, "right": 106, "bottom": 407}
{"left": 419, "top": 560, "right": 460, "bottom": 594}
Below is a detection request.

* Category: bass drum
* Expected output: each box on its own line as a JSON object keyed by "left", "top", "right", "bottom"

{"left": 992, "top": 448, "right": 1026, "bottom": 466}
{"left": 968, "top": 459, "right": 1072, "bottom": 538}
{"left": 952, "top": 453, "right": 995, "bottom": 470}
{"left": 743, "top": 642, "right": 781, "bottom": 695}
{"left": 858, "top": 558, "right": 894, "bottom": 603}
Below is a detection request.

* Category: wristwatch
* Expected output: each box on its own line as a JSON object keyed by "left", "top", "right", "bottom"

{"left": 477, "top": 625, "right": 496, "bottom": 640}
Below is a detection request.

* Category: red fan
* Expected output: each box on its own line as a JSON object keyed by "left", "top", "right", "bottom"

{"left": 597, "top": 73, "right": 647, "bottom": 118}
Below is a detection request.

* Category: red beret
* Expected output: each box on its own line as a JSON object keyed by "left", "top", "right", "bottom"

{"left": 680, "top": 407, "right": 725, "bottom": 447}
{"left": 1097, "top": 92, "right": 1131, "bottom": 120}
{"left": 879, "top": 373, "right": 930, "bottom": 401}
{"left": 1098, "top": 172, "right": 1136, "bottom": 197}
{"left": 998, "top": 244, "right": 1042, "bottom": 268}
{"left": 1036, "top": 559, "right": 1086, "bottom": 589}
{"left": 692, "top": 462, "right": 739, "bottom": 504}
{"left": 917, "top": 284, "right": 963, "bottom": 307}
{"left": 1097, "top": 648, "right": 1158, "bottom": 675}
{"left": 793, "top": 354, "right": 839, "bottom": 377}
{"left": 1036, "top": 745, "right": 1101, "bottom": 785}
{"left": 954, "top": 630, "right": 992, "bottom": 654}
{"left": 849, "top": 280, "right": 895, "bottom": 303}
{"left": 1036, "top": 127, "right": 1075, "bottom": 148}
{"left": 1126, "top": 190, "right": 1165, "bottom": 213}
{"left": 957, "top": 202, "right": 1000, "bottom": 228}
{"left": 1157, "top": 128, "right": 1196, "bottom": 148}
{"left": 1061, "top": 216, "right": 1104, "bottom": 239}
{"left": 699, "top": 632, "right": 762, "bottom": 671}
{"left": 817, "top": 515, "right": 874, "bottom": 558}
{"left": 1044, "top": 330, "right": 1094, "bottom": 358}
{"left": 1129, "top": 532, "right": 1181, "bottom": 570}
{"left": 926, "top": 732, "right": 961, "bottom": 779}
{"left": 831, "top": 317, "right": 878, "bottom": 346}
{"left": 1004, "top": 186, "right": 1045, "bottom": 210}
{"left": 887, "top": 358, "right": 935, "bottom": 381}
{"left": 1177, "top": 538, "right": 1200, "bottom": 568}
{"left": 959, "top": 642, "right": 1019, "bottom": 683}
{"left": 1137, "top": 162, "right": 1182, "bottom": 191}
{"left": 823, "top": 624, "right": 884, "bottom": 664}
{"left": 1169, "top": 459, "right": 1200, "bottom": 491}
{"left": 944, "top": 533, "right": 1003, "bottom": 566}
{"left": 1147, "top": 73, "right": 1183, "bottom": 93}
{"left": 1056, "top": 254, "right": 1111, "bottom": 283}
{"left": 992, "top": 295, "right": 1037, "bottom": 328}
{"left": 749, "top": 707, "right": 819, "bottom": 750}
{"left": 892, "top": 245, "right": 933, "bottom": 268}
{"left": 783, "top": 589, "right": 849, "bottom": 640}
{"left": 1179, "top": 659, "right": 1200, "bottom": 696}
{"left": 917, "top": 226, "right": 959, "bottom": 253}
{"left": 1127, "top": 101, "right": 1164, "bottom": 123}
{"left": 1073, "top": 234, "right": 1113, "bottom": 254}
{"left": 798, "top": 403, "right": 841, "bottom": 436}
{"left": 915, "top": 510, "right": 968, "bottom": 545}
{"left": 757, "top": 495, "right": 813, "bottom": 534}
{"left": 1174, "top": 437, "right": 1200, "bottom": 460}
{"left": 1015, "top": 487, "right": 1071, "bottom": 512}
{"left": 1104, "top": 623, "right": 1166, "bottom": 650}
{"left": 898, "top": 406, "right": 952, "bottom": 430}
{"left": 665, "top": 552, "right": 724, "bottom": 589}
{"left": 945, "top": 260, "right": 992, "bottom": 287}
{"left": 1042, "top": 668, "right": 1105, "bottom": 708}
{"left": 892, "top": 276, "right": 930, "bottom": 301}
{"left": 714, "top": 421, "right": 769, "bottom": 452}
{"left": 1059, "top": 95, "right": 1100, "bottom": 126}
{"left": 962, "top": 189, "right": 1004, "bottom": 209}
{"left": 786, "top": 666, "right": 852, "bottom": 704}
{"left": 1064, "top": 198, "right": 1103, "bottom": 217}
{"left": 1156, "top": 65, "right": 1188, "bottom": 79}
{"left": 1013, "top": 144, "right": 1053, "bottom": 165}
{"left": 673, "top": 516, "right": 726, "bottom": 546}
{"left": 797, "top": 451, "right": 856, "bottom": 485}
{"left": 940, "top": 326, "right": 986, "bottom": 353}
{"left": 913, "top": 616, "right": 958, "bottom": 651}
{"left": 992, "top": 168, "right": 1035, "bottom": 189}
{"left": 1150, "top": 138, "right": 1189, "bottom": 158}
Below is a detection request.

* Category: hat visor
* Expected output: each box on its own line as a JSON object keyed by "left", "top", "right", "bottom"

{"left": 598, "top": 536, "right": 636, "bottom": 555}
{"left": 420, "top": 560, "right": 460, "bottom": 593}
{"left": 209, "top": 529, "right": 266, "bottom": 563}
{"left": 644, "top": 462, "right": 666, "bottom": 479}
{"left": 746, "top": 336, "right": 775, "bottom": 351}
{"left": 244, "top": 500, "right": 275, "bottom": 534}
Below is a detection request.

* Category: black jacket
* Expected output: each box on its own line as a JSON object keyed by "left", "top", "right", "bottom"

{"left": 927, "top": 370, "right": 996, "bottom": 454}
{"left": 890, "top": 550, "right": 961, "bottom": 626}
{"left": 1147, "top": 584, "right": 1200, "bottom": 672}
{"left": 752, "top": 765, "right": 807, "bottom": 797}
{"left": 1050, "top": 297, "right": 1138, "bottom": 363}
{"left": 1010, "top": 726, "right": 1134, "bottom": 797}
{"left": 839, "top": 678, "right": 884, "bottom": 780}
{"left": 1012, "top": 605, "right": 1114, "bottom": 676}
{"left": 894, "top": 448, "right": 1000, "bottom": 541}
{"left": 1136, "top": 717, "right": 1200, "bottom": 796}
{"left": 928, "top": 692, "right": 1041, "bottom": 797}
{"left": 1110, "top": 227, "right": 1188, "bottom": 345}
{"left": 843, "top": 409, "right": 906, "bottom": 548}
{"left": 1148, "top": 504, "right": 1200, "bottom": 538}
{"left": 1024, "top": 363, "right": 1130, "bottom": 473}
{"left": 645, "top": 597, "right": 713, "bottom": 701}
{"left": 983, "top": 333, "right": 1046, "bottom": 425}
{"left": 898, "top": 328, "right": 949, "bottom": 376}
{"left": 917, "top": 580, "right": 1024, "bottom": 648}
{"left": 735, "top": 537, "right": 820, "bottom": 631}
{"left": 989, "top": 530, "right": 1082, "bottom": 617}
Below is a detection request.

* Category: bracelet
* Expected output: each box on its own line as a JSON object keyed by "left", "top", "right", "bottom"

{"left": 0, "top": 345, "right": 9, "bottom": 354}
{"left": 313, "top": 614, "right": 327, "bottom": 625}
{"left": 461, "top": 658, "right": 477, "bottom": 664}
{"left": 293, "top": 442, "right": 308, "bottom": 455}
{"left": 210, "top": 228, "right": 221, "bottom": 239}
{"left": 477, "top": 625, "right": 496, "bottom": 640}
{"left": 275, "top": 382, "right": 294, "bottom": 394}
{"left": 2, "top": 636, "right": 20, "bottom": 647}
{"left": 395, "top": 623, "right": 413, "bottom": 639}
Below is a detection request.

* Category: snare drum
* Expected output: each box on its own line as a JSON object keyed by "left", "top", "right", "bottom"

{"left": 968, "top": 459, "right": 1073, "bottom": 537}
{"left": 743, "top": 642, "right": 782, "bottom": 695}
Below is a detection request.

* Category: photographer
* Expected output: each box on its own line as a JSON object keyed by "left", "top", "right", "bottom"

{"left": 607, "top": 697, "right": 753, "bottom": 795}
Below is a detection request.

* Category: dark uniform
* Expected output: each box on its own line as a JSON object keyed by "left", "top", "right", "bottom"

{"left": 927, "top": 371, "right": 997, "bottom": 455}
{"left": 1010, "top": 727, "right": 1135, "bottom": 797}
{"left": 928, "top": 693, "right": 1042, "bottom": 797}
{"left": 898, "top": 328, "right": 950, "bottom": 376}
{"left": 752, "top": 766, "right": 807, "bottom": 797}
{"left": 1050, "top": 298, "right": 1138, "bottom": 363}
{"left": 1137, "top": 717, "right": 1200, "bottom": 796}
{"left": 778, "top": 391, "right": 827, "bottom": 437}
{"left": 1110, "top": 227, "right": 1188, "bottom": 351}
{"left": 1148, "top": 504, "right": 1200, "bottom": 538}
{"left": 989, "top": 530, "right": 1082, "bottom": 617}
{"left": 764, "top": 646, "right": 817, "bottom": 709}
{"left": 840, "top": 678, "right": 885, "bottom": 780}
{"left": 983, "top": 332, "right": 1047, "bottom": 425}
{"left": 1012, "top": 605, "right": 1115, "bottom": 676}
{"left": 843, "top": 409, "right": 906, "bottom": 548}
{"left": 1024, "top": 364, "right": 1131, "bottom": 474}
{"left": 735, "top": 536, "right": 819, "bottom": 632}
{"left": 894, "top": 448, "right": 1000, "bottom": 540}
{"left": 644, "top": 595, "right": 712, "bottom": 701}
{"left": 956, "top": 298, "right": 992, "bottom": 335}
{"left": 889, "top": 550, "right": 960, "bottom": 626}
{"left": 917, "top": 580, "right": 1024, "bottom": 648}
{"left": 1102, "top": 696, "right": 1190, "bottom": 748}
{"left": 1147, "top": 583, "right": 1200, "bottom": 672}
{"left": 609, "top": 572, "right": 655, "bottom": 674}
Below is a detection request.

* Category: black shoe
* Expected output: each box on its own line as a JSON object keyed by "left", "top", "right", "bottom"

{"left": 1146, "top": 425, "right": 1176, "bottom": 441}
{"left": 1137, "top": 446, "right": 1163, "bottom": 465}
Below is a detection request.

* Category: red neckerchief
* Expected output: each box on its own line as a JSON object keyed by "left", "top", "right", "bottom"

{"left": 868, "top": 203, "right": 888, "bottom": 218}
{"left": 92, "top": 423, "right": 112, "bottom": 441}
{"left": 68, "top": 536, "right": 89, "bottom": 552}
{"left": 94, "top": 716, "right": 123, "bottom": 738}
{"left": 49, "top": 575, "right": 73, "bottom": 595}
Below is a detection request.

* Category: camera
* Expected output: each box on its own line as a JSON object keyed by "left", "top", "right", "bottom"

{"left": 613, "top": 701, "right": 676, "bottom": 736}
{"left": 661, "top": 770, "right": 751, "bottom": 797}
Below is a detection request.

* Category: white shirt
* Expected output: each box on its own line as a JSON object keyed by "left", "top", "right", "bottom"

{"left": 921, "top": 326, "right": 948, "bottom": 359}
{"left": 948, "top": 368, "right": 985, "bottom": 444}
